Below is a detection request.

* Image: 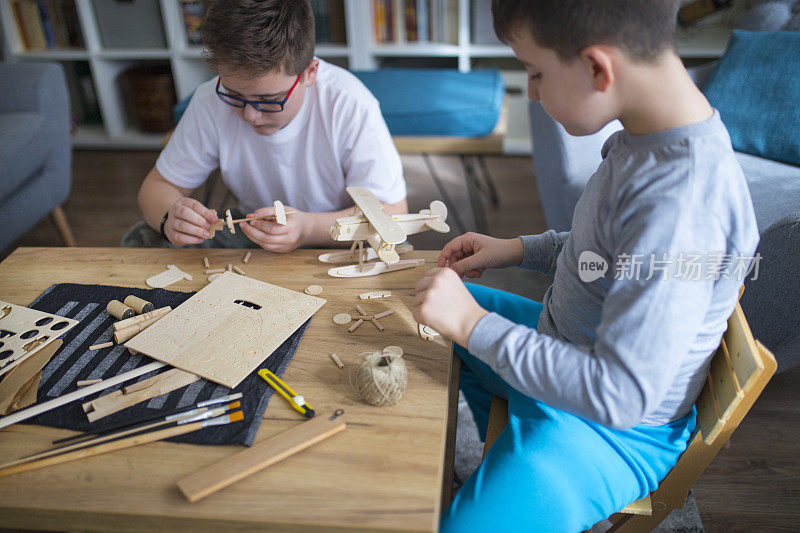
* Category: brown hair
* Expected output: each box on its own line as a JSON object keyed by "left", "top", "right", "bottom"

{"left": 492, "top": 0, "right": 681, "bottom": 62}
{"left": 202, "top": 0, "right": 315, "bottom": 77}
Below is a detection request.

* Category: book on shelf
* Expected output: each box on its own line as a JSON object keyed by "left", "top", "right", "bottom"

{"left": 63, "top": 61, "right": 101, "bottom": 126}
{"left": 311, "top": 0, "right": 346, "bottom": 45}
{"left": 373, "top": 0, "right": 458, "bottom": 46}
{"left": 10, "top": 0, "right": 84, "bottom": 51}
{"left": 179, "top": 0, "right": 206, "bottom": 47}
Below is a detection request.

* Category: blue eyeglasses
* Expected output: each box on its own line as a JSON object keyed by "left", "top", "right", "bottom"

{"left": 215, "top": 72, "right": 303, "bottom": 113}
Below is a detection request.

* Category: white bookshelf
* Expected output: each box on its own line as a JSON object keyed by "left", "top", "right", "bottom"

{"left": 1, "top": 0, "right": 737, "bottom": 152}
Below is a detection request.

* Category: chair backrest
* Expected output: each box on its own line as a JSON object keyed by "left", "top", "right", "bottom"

{"left": 643, "top": 301, "right": 777, "bottom": 512}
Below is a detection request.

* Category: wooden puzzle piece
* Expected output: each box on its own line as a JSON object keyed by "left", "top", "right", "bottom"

{"left": 226, "top": 209, "right": 236, "bottom": 234}
{"left": 359, "top": 291, "right": 392, "bottom": 299}
{"left": 273, "top": 200, "right": 287, "bottom": 225}
{"left": 146, "top": 264, "right": 193, "bottom": 288}
{"left": 327, "top": 259, "right": 425, "bottom": 278}
{"left": 318, "top": 245, "right": 413, "bottom": 264}
{"left": 419, "top": 324, "right": 440, "bottom": 341}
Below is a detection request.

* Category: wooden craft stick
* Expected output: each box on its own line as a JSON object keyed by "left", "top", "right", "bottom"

{"left": 205, "top": 268, "right": 225, "bottom": 275}
{"left": 177, "top": 412, "right": 346, "bottom": 502}
{"left": 124, "top": 295, "right": 154, "bottom": 314}
{"left": 114, "top": 313, "right": 169, "bottom": 344}
{"left": 359, "top": 291, "right": 392, "bottom": 299}
{"left": 76, "top": 379, "right": 102, "bottom": 387}
{"left": 373, "top": 309, "right": 394, "bottom": 319}
{"left": 86, "top": 369, "right": 200, "bottom": 422}
{"left": 203, "top": 257, "right": 210, "bottom": 268}
{"left": 106, "top": 300, "right": 135, "bottom": 320}
{"left": 232, "top": 266, "right": 245, "bottom": 275}
{"left": 229, "top": 211, "right": 296, "bottom": 225}
{"left": 88, "top": 342, "right": 113, "bottom": 351}
{"left": 330, "top": 353, "right": 344, "bottom": 369}
{"left": 355, "top": 305, "right": 368, "bottom": 317}
{"left": 242, "top": 251, "right": 252, "bottom": 264}
{"left": 0, "top": 361, "right": 166, "bottom": 430}
{"left": 113, "top": 307, "right": 171, "bottom": 332}
{"left": 370, "top": 318, "right": 385, "bottom": 332}
{"left": 0, "top": 416, "right": 216, "bottom": 479}
{"left": 348, "top": 319, "right": 364, "bottom": 333}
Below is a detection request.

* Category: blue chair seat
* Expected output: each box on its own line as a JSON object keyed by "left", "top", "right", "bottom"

{"left": 352, "top": 69, "right": 504, "bottom": 137}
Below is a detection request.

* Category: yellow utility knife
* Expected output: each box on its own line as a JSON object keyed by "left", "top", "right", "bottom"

{"left": 258, "top": 368, "right": 315, "bottom": 418}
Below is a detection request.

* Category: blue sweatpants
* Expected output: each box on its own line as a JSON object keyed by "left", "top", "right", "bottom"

{"left": 442, "top": 284, "right": 696, "bottom": 533}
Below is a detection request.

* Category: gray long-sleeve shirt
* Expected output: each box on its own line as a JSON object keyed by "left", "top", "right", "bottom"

{"left": 468, "top": 111, "right": 759, "bottom": 429}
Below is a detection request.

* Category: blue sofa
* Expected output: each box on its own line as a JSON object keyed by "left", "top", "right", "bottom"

{"left": 0, "top": 62, "right": 74, "bottom": 253}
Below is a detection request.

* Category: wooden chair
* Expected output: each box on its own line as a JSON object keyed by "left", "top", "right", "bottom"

{"left": 481, "top": 299, "right": 777, "bottom": 532}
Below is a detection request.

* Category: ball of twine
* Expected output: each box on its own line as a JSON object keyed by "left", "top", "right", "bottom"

{"left": 349, "top": 350, "right": 407, "bottom": 406}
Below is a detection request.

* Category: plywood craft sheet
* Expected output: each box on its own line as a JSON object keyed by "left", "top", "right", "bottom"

{"left": 0, "top": 300, "right": 78, "bottom": 377}
{"left": 125, "top": 272, "right": 326, "bottom": 388}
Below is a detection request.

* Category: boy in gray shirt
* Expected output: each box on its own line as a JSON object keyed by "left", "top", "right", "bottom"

{"left": 413, "top": 1, "right": 759, "bottom": 531}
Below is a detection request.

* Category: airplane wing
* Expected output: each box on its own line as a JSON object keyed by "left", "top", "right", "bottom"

{"left": 346, "top": 187, "right": 405, "bottom": 244}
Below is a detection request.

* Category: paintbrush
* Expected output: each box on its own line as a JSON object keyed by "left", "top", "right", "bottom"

{"left": 28, "top": 402, "right": 241, "bottom": 460}
{"left": 0, "top": 411, "right": 244, "bottom": 479}
{"left": 52, "top": 392, "right": 243, "bottom": 445}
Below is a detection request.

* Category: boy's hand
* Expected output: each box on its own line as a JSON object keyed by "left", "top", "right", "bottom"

{"left": 438, "top": 233, "right": 525, "bottom": 278}
{"left": 414, "top": 268, "right": 488, "bottom": 347}
{"left": 164, "top": 197, "right": 218, "bottom": 246}
{"left": 239, "top": 205, "right": 308, "bottom": 253}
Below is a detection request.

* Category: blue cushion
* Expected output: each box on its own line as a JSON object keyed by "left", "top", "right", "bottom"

{"left": 703, "top": 30, "right": 800, "bottom": 166}
{"left": 352, "top": 69, "right": 504, "bottom": 137}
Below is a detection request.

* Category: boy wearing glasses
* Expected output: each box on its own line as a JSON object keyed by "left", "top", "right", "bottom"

{"left": 127, "top": 0, "right": 407, "bottom": 250}
{"left": 414, "top": 0, "right": 758, "bottom": 531}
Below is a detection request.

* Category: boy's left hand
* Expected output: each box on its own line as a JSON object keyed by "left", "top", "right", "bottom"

{"left": 414, "top": 267, "right": 489, "bottom": 347}
{"left": 239, "top": 205, "right": 308, "bottom": 253}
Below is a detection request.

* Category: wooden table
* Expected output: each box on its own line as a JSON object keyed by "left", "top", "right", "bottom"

{"left": 0, "top": 247, "right": 458, "bottom": 532}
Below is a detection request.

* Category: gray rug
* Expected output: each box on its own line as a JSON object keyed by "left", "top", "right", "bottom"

{"left": 452, "top": 391, "right": 704, "bottom": 532}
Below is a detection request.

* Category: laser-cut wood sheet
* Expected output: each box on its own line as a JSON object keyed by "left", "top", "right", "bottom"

{"left": 0, "top": 300, "right": 78, "bottom": 377}
{"left": 125, "top": 273, "right": 326, "bottom": 388}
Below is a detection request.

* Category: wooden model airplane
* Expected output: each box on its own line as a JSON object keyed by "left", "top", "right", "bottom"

{"left": 326, "top": 187, "right": 450, "bottom": 277}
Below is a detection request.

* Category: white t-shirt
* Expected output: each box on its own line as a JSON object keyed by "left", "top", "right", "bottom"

{"left": 156, "top": 60, "right": 406, "bottom": 214}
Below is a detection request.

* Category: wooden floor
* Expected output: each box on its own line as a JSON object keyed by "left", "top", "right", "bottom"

{"left": 7, "top": 150, "right": 800, "bottom": 532}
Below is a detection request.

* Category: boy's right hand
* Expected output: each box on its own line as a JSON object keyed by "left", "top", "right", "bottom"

{"left": 162, "top": 197, "right": 218, "bottom": 246}
{"left": 438, "top": 233, "right": 524, "bottom": 278}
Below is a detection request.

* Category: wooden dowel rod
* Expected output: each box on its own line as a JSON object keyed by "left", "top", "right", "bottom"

{"left": 114, "top": 313, "right": 168, "bottom": 344}
{"left": 229, "top": 211, "right": 296, "bottom": 224}
{"left": 0, "top": 419, "right": 204, "bottom": 478}
{"left": 0, "top": 362, "right": 166, "bottom": 430}
{"left": 76, "top": 379, "right": 102, "bottom": 387}
{"left": 113, "top": 307, "right": 171, "bottom": 332}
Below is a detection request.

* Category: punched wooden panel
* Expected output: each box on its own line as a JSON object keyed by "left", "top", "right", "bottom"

{"left": 0, "top": 301, "right": 78, "bottom": 377}
{"left": 125, "top": 272, "right": 326, "bottom": 388}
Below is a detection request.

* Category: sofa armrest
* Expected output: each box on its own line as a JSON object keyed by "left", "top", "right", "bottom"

{"left": 0, "top": 62, "right": 68, "bottom": 116}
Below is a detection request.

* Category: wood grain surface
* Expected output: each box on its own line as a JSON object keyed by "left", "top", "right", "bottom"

{"left": 0, "top": 247, "right": 455, "bottom": 533}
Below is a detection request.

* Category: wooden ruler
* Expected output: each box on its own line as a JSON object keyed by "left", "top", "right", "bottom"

{"left": 177, "top": 411, "right": 346, "bottom": 503}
